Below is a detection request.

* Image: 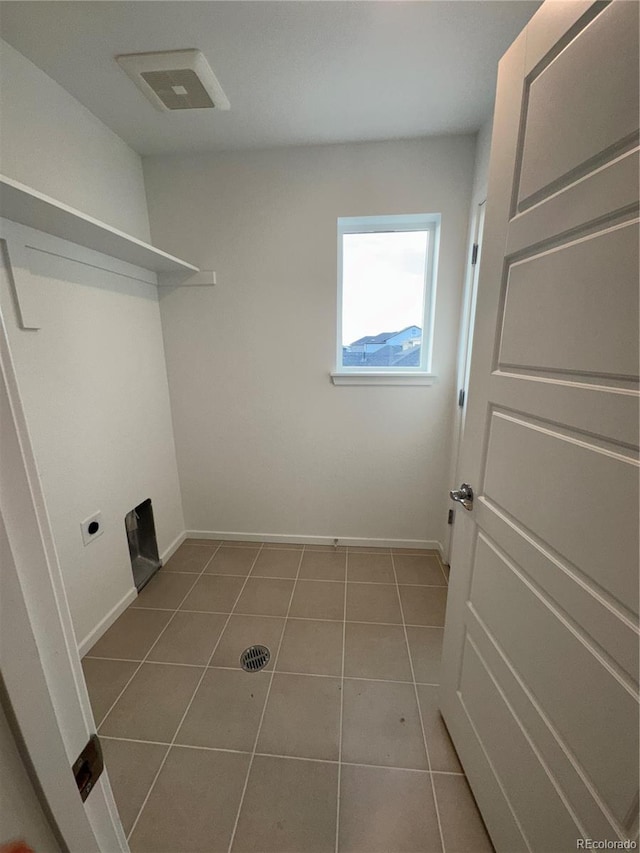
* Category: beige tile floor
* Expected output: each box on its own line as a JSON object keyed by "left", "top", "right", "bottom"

{"left": 82, "top": 540, "right": 493, "bottom": 853}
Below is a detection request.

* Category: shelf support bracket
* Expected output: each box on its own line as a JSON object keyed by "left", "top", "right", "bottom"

{"left": 2, "top": 238, "right": 41, "bottom": 330}
{"left": 157, "top": 270, "right": 216, "bottom": 288}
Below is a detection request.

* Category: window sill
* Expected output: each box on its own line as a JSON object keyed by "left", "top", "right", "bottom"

{"left": 330, "top": 372, "right": 437, "bottom": 386}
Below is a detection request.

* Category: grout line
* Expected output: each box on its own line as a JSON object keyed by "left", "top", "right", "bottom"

{"left": 163, "top": 743, "right": 251, "bottom": 757}
{"left": 150, "top": 569, "right": 202, "bottom": 575}
{"left": 85, "top": 655, "right": 146, "bottom": 663}
{"left": 390, "top": 550, "right": 447, "bottom": 853}
{"left": 335, "top": 546, "right": 348, "bottom": 852}
{"left": 84, "top": 656, "right": 442, "bottom": 686}
{"left": 95, "top": 542, "right": 223, "bottom": 730}
{"left": 226, "top": 545, "right": 308, "bottom": 853}
{"left": 125, "top": 543, "right": 267, "bottom": 843}
{"left": 100, "top": 735, "right": 174, "bottom": 747}
{"left": 185, "top": 539, "right": 438, "bottom": 556}
{"left": 341, "top": 759, "right": 431, "bottom": 773}
{"left": 100, "top": 658, "right": 205, "bottom": 668}
{"left": 208, "top": 667, "right": 430, "bottom": 686}
{"left": 211, "top": 670, "right": 441, "bottom": 688}
{"left": 84, "top": 614, "right": 446, "bottom": 628}
{"left": 254, "top": 752, "right": 338, "bottom": 766}
{"left": 100, "top": 735, "right": 464, "bottom": 776}
{"left": 340, "top": 761, "right": 462, "bottom": 776}
{"left": 134, "top": 571, "right": 447, "bottom": 588}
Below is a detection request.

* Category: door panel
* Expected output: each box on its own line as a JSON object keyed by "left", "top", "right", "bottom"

{"left": 507, "top": 147, "right": 639, "bottom": 258}
{"left": 518, "top": 0, "right": 639, "bottom": 206}
{"left": 459, "top": 637, "right": 580, "bottom": 851}
{"left": 470, "top": 534, "right": 638, "bottom": 828}
{"left": 465, "top": 608, "right": 625, "bottom": 843}
{"left": 441, "top": 2, "right": 639, "bottom": 849}
{"left": 499, "top": 222, "right": 639, "bottom": 377}
{"left": 487, "top": 373, "right": 638, "bottom": 448}
{"left": 484, "top": 411, "right": 638, "bottom": 612}
{"left": 478, "top": 502, "right": 638, "bottom": 682}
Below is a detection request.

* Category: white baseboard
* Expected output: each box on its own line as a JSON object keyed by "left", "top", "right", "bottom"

{"left": 77, "top": 527, "right": 185, "bottom": 658}
{"left": 78, "top": 586, "right": 137, "bottom": 658}
{"left": 160, "top": 529, "right": 187, "bottom": 565}
{"left": 77, "top": 527, "right": 445, "bottom": 657}
{"left": 186, "top": 529, "right": 443, "bottom": 555}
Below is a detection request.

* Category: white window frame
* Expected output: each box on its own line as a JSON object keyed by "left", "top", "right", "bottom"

{"left": 332, "top": 212, "right": 440, "bottom": 386}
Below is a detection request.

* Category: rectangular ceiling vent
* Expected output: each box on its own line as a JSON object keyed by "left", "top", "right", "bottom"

{"left": 116, "top": 49, "right": 230, "bottom": 112}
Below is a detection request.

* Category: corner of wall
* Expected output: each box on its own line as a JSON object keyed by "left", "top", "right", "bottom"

{"left": 471, "top": 112, "right": 495, "bottom": 203}
{"left": 77, "top": 586, "right": 137, "bottom": 658}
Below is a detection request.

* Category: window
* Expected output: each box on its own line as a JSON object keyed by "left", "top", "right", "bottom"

{"left": 333, "top": 213, "right": 440, "bottom": 385}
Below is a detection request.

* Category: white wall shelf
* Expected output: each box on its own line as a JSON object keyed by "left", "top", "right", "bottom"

{"left": 0, "top": 175, "right": 201, "bottom": 275}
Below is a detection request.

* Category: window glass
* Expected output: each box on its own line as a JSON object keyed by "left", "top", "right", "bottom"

{"left": 337, "top": 214, "right": 439, "bottom": 374}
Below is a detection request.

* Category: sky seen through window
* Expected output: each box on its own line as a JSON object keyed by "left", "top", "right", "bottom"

{"left": 341, "top": 230, "right": 428, "bottom": 345}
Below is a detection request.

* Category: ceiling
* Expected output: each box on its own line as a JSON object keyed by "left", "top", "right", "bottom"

{"left": 0, "top": 1, "right": 541, "bottom": 157}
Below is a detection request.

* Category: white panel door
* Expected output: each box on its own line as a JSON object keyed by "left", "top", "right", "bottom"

{"left": 440, "top": 2, "right": 639, "bottom": 851}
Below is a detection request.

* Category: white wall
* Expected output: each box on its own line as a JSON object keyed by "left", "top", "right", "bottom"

{"left": 0, "top": 222, "right": 185, "bottom": 650}
{"left": 144, "top": 136, "right": 476, "bottom": 548}
{"left": 0, "top": 41, "right": 183, "bottom": 650}
{"left": 0, "top": 39, "right": 150, "bottom": 241}
{"left": 471, "top": 116, "right": 494, "bottom": 202}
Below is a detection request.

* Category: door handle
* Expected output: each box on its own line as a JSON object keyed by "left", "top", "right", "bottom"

{"left": 450, "top": 483, "right": 474, "bottom": 511}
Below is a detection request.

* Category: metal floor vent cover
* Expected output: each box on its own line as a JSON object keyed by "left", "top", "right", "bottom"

{"left": 240, "top": 645, "right": 270, "bottom": 672}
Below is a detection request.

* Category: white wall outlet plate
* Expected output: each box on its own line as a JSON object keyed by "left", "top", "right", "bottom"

{"left": 81, "top": 511, "right": 104, "bottom": 546}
